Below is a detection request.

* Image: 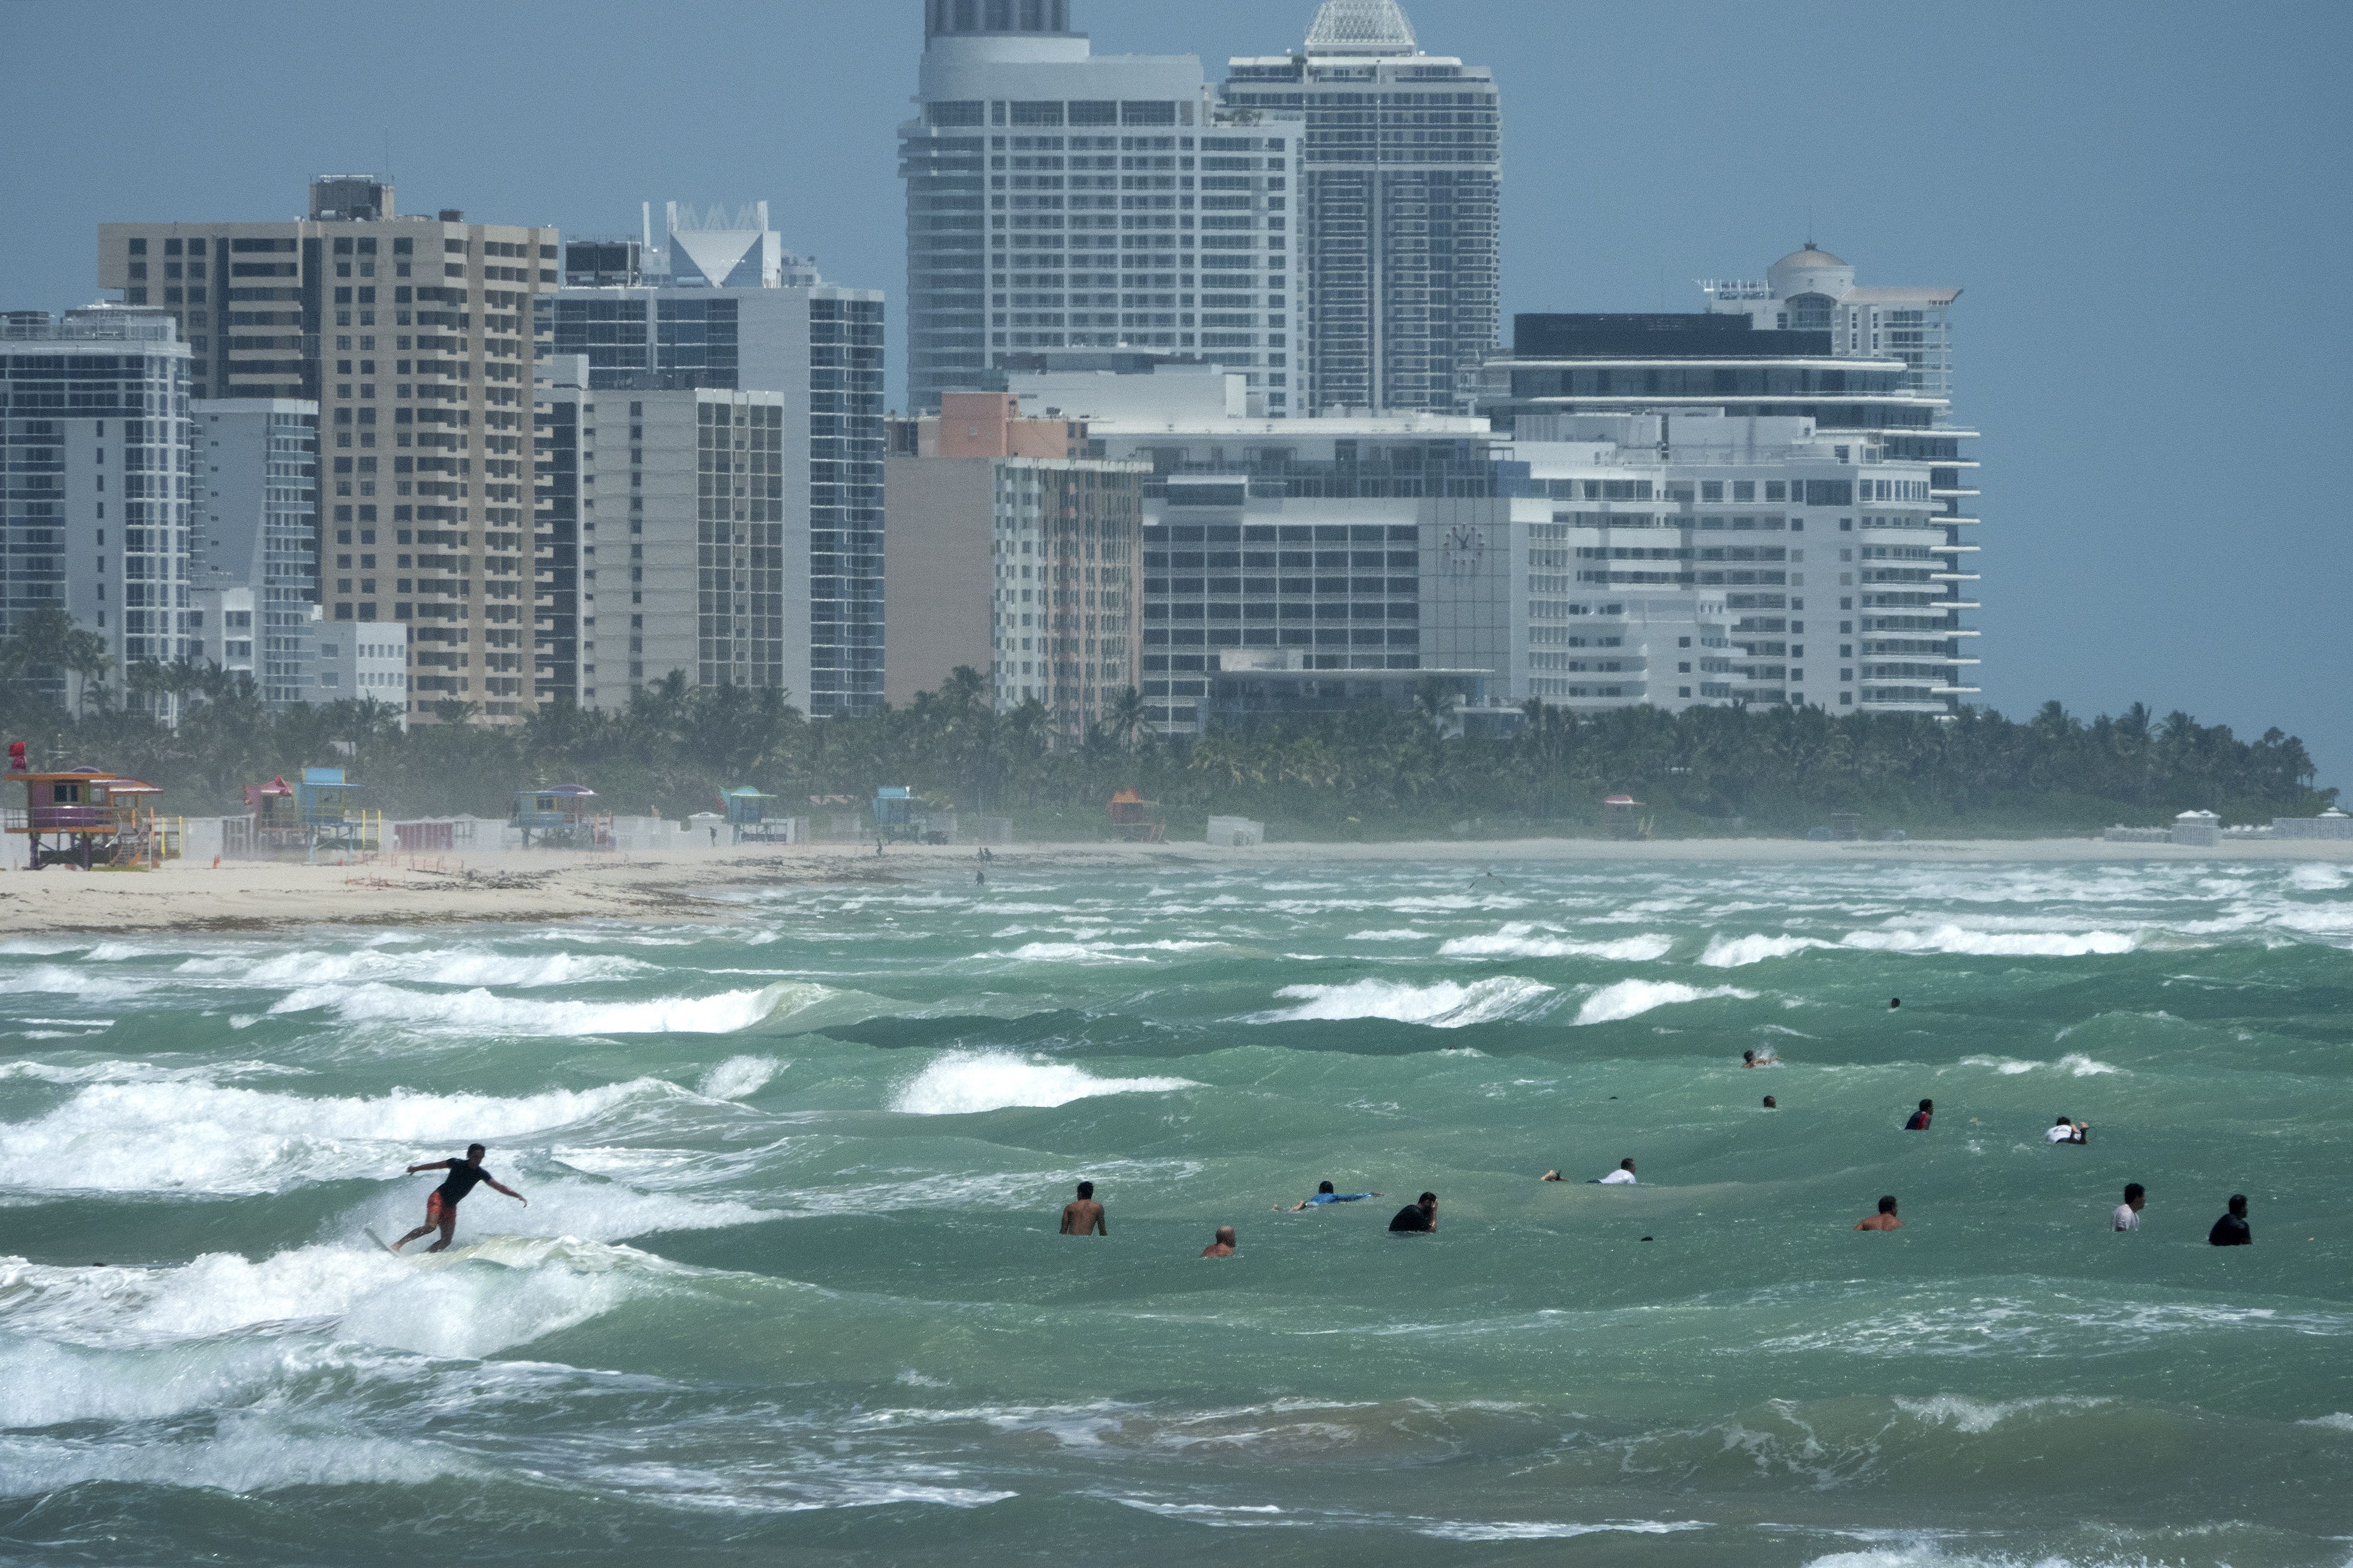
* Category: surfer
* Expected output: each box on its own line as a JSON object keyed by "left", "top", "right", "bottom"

{"left": 1200, "top": 1226, "right": 1237, "bottom": 1257}
{"left": 1595, "top": 1158, "right": 1637, "bottom": 1185}
{"left": 2045, "top": 1115, "right": 2089, "bottom": 1145}
{"left": 2207, "top": 1193, "right": 2252, "bottom": 1246}
{"left": 1060, "top": 1180, "right": 1108, "bottom": 1236}
{"left": 1855, "top": 1195, "right": 1903, "bottom": 1230}
{"left": 1284, "top": 1180, "right": 1382, "bottom": 1211}
{"left": 393, "top": 1143, "right": 525, "bottom": 1253}
{"left": 2114, "top": 1183, "right": 2146, "bottom": 1232}
{"left": 1388, "top": 1192, "right": 1438, "bottom": 1233}
{"left": 1904, "top": 1098, "right": 1934, "bottom": 1130}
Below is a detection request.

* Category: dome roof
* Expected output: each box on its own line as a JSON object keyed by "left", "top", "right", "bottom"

{"left": 1774, "top": 244, "right": 1847, "bottom": 269}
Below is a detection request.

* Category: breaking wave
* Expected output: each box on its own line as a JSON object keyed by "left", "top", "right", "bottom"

{"left": 1438, "top": 925, "right": 1673, "bottom": 961}
{"left": 1571, "top": 979, "right": 1758, "bottom": 1026}
{"left": 890, "top": 1051, "right": 1197, "bottom": 1115}
{"left": 268, "top": 979, "right": 831, "bottom": 1037}
{"left": 1254, "top": 976, "right": 1555, "bottom": 1027}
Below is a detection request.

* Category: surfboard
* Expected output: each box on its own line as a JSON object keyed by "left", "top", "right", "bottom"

{"left": 362, "top": 1227, "right": 401, "bottom": 1256}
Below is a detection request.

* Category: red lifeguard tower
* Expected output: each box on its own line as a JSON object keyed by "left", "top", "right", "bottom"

{"left": 1108, "top": 789, "right": 1165, "bottom": 843}
{"left": 9, "top": 763, "right": 164, "bottom": 869}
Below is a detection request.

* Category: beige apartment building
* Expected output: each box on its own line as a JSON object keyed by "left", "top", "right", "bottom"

{"left": 98, "top": 177, "right": 559, "bottom": 722}
{"left": 884, "top": 393, "right": 1144, "bottom": 739}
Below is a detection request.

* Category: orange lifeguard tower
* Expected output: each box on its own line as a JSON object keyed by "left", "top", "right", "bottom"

{"left": 9, "top": 765, "right": 164, "bottom": 869}
{"left": 1108, "top": 789, "right": 1165, "bottom": 843}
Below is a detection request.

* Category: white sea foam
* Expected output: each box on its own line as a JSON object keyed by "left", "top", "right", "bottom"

{"left": 890, "top": 1050, "right": 1196, "bottom": 1116}
{"left": 1958, "top": 1054, "right": 2121, "bottom": 1077}
{"left": 268, "top": 978, "right": 825, "bottom": 1036}
{"left": 0, "top": 1056, "right": 303, "bottom": 1086}
{"left": 355, "top": 1175, "right": 769, "bottom": 1242}
{"left": 1438, "top": 925, "right": 1673, "bottom": 962}
{"left": 1417, "top": 1520, "right": 1708, "bottom": 1541}
{"left": 2, "top": 965, "right": 146, "bottom": 999}
{"left": 2297, "top": 1412, "right": 2353, "bottom": 1431}
{"left": 0, "top": 1427, "right": 470, "bottom": 1496}
{"left": 0, "top": 1077, "right": 695, "bottom": 1194}
{"left": 1572, "top": 980, "right": 1757, "bottom": 1026}
{"left": 2287, "top": 863, "right": 2351, "bottom": 891}
{"left": 1892, "top": 1394, "right": 2111, "bottom": 1433}
{"left": 697, "top": 1053, "right": 783, "bottom": 1100}
{"left": 178, "top": 946, "right": 656, "bottom": 989}
{"left": 1255, "top": 976, "right": 1555, "bottom": 1027}
{"left": 1837, "top": 926, "right": 2139, "bottom": 958}
{"left": 1347, "top": 928, "right": 1432, "bottom": 942}
{"left": 1699, "top": 933, "right": 1841, "bottom": 967}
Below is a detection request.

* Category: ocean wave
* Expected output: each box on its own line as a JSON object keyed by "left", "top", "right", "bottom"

{"left": 1346, "top": 928, "right": 1432, "bottom": 942}
{"left": 0, "top": 1056, "right": 305, "bottom": 1086}
{"left": 890, "top": 1050, "right": 1197, "bottom": 1115}
{"left": 0, "top": 1428, "right": 470, "bottom": 1497}
{"left": 1892, "top": 1393, "right": 2112, "bottom": 1433}
{"left": 0, "top": 1236, "right": 676, "bottom": 1359}
{"left": 1699, "top": 933, "right": 1842, "bottom": 967}
{"left": 178, "top": 946, "right": 657, "bottom": 989}
{"left": 354, "top": 1175, "right": 771, "bottom": 1243}
{"left": 0, "top": 1077, "right": 701, "bottom": 1195}
{"left": 1254, "top": 976, "right": 1556, "bottom": 1028}
{"left": 2287, "top": 863, "right": 2350, "bottom": 891}
{"left": 268, "top": 978, "right": 829, "bottom": 1037}
{"left": 1416, "top": 1520, "right": 1709, "bottom": 1542}
{"left": 981, "top": 939, "right": 1228, "bottom": 964}
{"left": 696, "top": 1054, "right": 783, "bottom": 1100}
{"left": 1572, "top": 980, "right": 1758, "bottom": 1026}
{"left": 1, "top": 965, "right": 148, "bottom": 1000}
{"left": 1837, "top": 926, "right": 2140, "bottom": 958}
{"left": 1958, "top": 1054, "right": 2120, "bottom": 1077}
{"left": 1438, "top": 926, "right": 1673, "bottom": 962}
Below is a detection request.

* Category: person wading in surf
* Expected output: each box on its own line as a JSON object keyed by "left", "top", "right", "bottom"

{"left": 1060, "top": 1180, "right": 1107, "bottom": 1236}
{"left": 394, "top": 1143, "right": 525, "bottom": 1252}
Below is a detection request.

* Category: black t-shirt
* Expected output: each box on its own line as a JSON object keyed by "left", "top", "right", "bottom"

{"left": 436, "top": 1159, "right": 489, "bottom": 1203}
{"left": 1904, "top": 1111, "right": 1931, "bottom": 1130}
{"left": 1388, "top": 1203, "right": 1434, "bottom": 1233}
{"left": 2208, "top": 1212, "right": 2251, "bottom": 1246}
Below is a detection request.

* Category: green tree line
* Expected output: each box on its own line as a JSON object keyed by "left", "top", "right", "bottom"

{"left": 1, "top": 623, "right": 2334, "bottom": 837}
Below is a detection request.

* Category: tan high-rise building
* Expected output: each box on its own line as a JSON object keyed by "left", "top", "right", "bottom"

{"left": 884, "top": 393, "right": 1144, "bottom": 739}
{"left": 98, "top": 177, "right": 559, "bottom": 723}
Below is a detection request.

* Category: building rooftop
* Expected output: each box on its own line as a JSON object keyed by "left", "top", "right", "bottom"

{"left": 1510, "top": 313, "right": 1833, "bottom": 360}
{"left": 1305, "top": 0, "right": 1419, "bottom": 54}
{"left": 1772, "top": 245, "right": 1847, "bottom": 269}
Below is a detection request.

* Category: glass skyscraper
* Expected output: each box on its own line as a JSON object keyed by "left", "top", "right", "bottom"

{"left": 1223, "top": 1, "right": 1500, "bottom": 414}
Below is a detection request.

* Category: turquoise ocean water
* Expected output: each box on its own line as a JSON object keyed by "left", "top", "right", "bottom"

{"left": 2, "top": 857, "right": 2351, "bottom": 1566}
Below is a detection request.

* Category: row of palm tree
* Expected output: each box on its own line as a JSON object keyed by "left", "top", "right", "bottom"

{"left": 0, "top": 643, "right": 2332, "bottom": 834}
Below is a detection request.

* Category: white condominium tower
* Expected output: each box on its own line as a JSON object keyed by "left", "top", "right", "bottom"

{"left": 1223, "top": 1, "right": 1500, "bottom": 415}
{"left": 900, "top": 0, "right": 1305, "bottom": 415}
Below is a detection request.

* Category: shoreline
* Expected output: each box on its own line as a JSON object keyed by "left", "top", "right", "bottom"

{"left": 3, "top": 833, "right": 2348, "bottom": 936}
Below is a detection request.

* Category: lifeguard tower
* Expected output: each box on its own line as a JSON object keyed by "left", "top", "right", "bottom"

{"left": 1603, "top": 794, "right": 1650, "bottom": 841}
{"left": 721, "top": 785, "right": 785, "bottom": 843}
{"left": 1108, "top": 789, "right": 1165, "bottom": 843}
{"left": 512, "top": 783, "right": 609, "bottom": 849}
{"left": 243, "top": 776, "right": 302, "bottom": 853}
{"left": 8, "top": 765, "right": 163, "bottom": 870}
{"left": 873, "top": 785, "right": 915, "bottom": 843}
{"left": 296, "top": 767, "right": 379, "bottom": 859}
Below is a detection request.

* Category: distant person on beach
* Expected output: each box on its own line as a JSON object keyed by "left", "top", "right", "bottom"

{"left": 2046, "top": 1115, "right": 2089, "bottom": 1145}
{"left": 2114, "top": 1183, "right": 2146, "bottom": 1232}
{"left": 1388, "top": 1192, "right": 1438, "bottom": 1232}
{"left": 1059, "top": 1181, "right": 1107, "bottom": 1236}
{"left": 1285, "top": 1180, "right": 1381, "bottom": 1210}
{"left": 1742, "top": 1049, "right": 1778, "bottom": 1068}
{"left": 2208, "top": 1194, "right": 2252, "bottom": 1246}
{"left": 1762, "top": 1095, "right": 1778, "bottom": 1109}
{"left": 1905, "top": 1099, "right": 1934, "bottom": 1130}
{"left": 1856, "top": 1195, "right": 1903, "bottom": 1230}
{"left": 394, "top": 1143, "right": 525, "bottom": 1253}
{"left": 1200, "top": 1226, "right": 1237, "bottom": 1257}
{"left": 1595, "top": 1159, "right": 1637, "bottom": 1185}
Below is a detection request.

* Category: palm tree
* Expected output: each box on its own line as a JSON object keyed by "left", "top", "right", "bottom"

{"left": 1105, "top": 685, "right": 1146, "bottom": 750}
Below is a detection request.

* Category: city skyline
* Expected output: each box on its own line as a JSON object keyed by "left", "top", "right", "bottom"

{"left": 1, "top": 0, "right": 2345, "bottom": 774}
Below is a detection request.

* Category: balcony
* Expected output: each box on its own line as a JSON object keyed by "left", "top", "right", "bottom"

{"left": 1930, "top": 572, "right": 1979, "bottom": 582}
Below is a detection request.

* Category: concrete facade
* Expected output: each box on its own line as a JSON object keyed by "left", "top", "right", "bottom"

{"left": 192, "top": 398, "right": 318, "bottom": 708}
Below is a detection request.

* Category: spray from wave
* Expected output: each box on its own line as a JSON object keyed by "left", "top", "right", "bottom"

{"left": 890, "top": 1051, "right": 1196, "bottom": 1115}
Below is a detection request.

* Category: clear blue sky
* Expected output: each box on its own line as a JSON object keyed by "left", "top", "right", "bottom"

{"left": 5, "top": 1, "right": 2346, "bottom": 789}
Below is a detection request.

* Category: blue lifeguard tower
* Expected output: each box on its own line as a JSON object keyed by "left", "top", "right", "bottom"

{"left": 873, "top": 785, "right": 915, "bottom": 842}
{"left": 296, "top": 767, "right": 376, "bottom": 858}
{"left": 512, "top": 783, "right": 605, "bottom": 849}
{"left": 721, "top": 785, "right": 782, "bottom": 843}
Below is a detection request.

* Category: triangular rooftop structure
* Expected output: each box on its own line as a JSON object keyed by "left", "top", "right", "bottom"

{"left": 666, "top": 201, "right": 779, "bottom": 288}
{"left": 1305, "top": 0, "right": 1418, "bottom": 55}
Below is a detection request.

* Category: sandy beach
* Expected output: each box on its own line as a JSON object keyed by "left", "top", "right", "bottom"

{"left": 1, "top": 832, "right": 2348, "bottom": 935}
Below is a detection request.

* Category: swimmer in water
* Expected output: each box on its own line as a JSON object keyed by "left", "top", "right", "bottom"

{"left": 393, "top": 1143, "right": 526, "bottom": 1253}
{"left": 1904, "top": 1098, "right": 1934, "bottom": 1130}
{"left": 1282, "top": 1180, "right": 1382, "bottom": 1211}
{"left": 1855, "top": 1195, "right": 1903, "bottom": 1230}
{"left": 1388, "top": 1193, "right": 1438, "bottom": 1232}
{"left": 2045, "top": 1115, "right": 2089, "bottom": 1145}
{"left": 1762, "top": 1095, "right": 1778, "bottom": 1109}
{"left": 1059, "top": 1180, "right": 1107, "bottom": 1236}
{"left": 1889, "top": 997, "right": 1902, "bottom": 1010}
{"left": 1200, "top": 1226, "right": 1237, "bottom": 1257}
{"left": 2113, "top": 1182, "right": 2146, "bottom": 1232}
{"left": 2208, "top": 1193, "right": 2251, "bottom": 1246}
{"left": 1594, "top": 1158, "right": 1637, "bottom": 1185}
{"left": 1742, "top": 1047, "right": 1779, "bottom": 1068}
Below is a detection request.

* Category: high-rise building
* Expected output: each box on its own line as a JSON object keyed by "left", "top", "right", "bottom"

{"left": 883, "top": 392, "right": 1145, "bottom": 737}
{"left": 1224, "top": 0, "right": 1501, "bottom": 415}
{"left": 98, "top": 178, "right": 561, "bottom": 723}
{"left": 1004, "top": 356, "right": 1507, "bottom": 734}
{"left": 1477, "top": 311, "right": 1977, "bottom": 715}
{"left": 0, "top": 307, "right": 196, "bottom": 708}
{"left": 901, "top": 1, "right": 1305, "bottom": 415}
{"left": 534, "top": 202, "right": 886, "bottom": 716}
{"left": 191, "top": 399, "right": 319, "bottom": 708}
{"left": 1702, "top": 245, "right": 1961, "bottom": 404}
